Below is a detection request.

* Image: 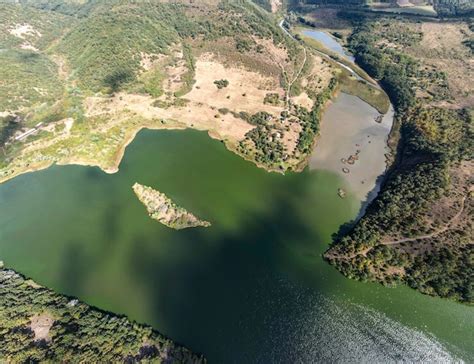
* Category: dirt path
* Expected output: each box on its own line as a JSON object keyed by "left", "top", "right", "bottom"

{"left": 327, "top": 193, "right": 470, "bottom": 261}
{"left": 278, "top": 20, "right": 307, "bottom": 109}
{"left": 325, "top": 247, "right": 371, "bottom": 261}
{"left": 280, "top": 20, "right": 357, "bottom": 80}
{"left": 382, "top": 194, "right": 469, "bottom": 245}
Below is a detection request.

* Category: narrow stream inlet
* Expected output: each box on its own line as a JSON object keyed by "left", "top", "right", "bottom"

{"left": 303, "top": 28, "right": 394, "bottom": 211}
{"left": 302, "top": 29, "right": 355, "bottom": 62}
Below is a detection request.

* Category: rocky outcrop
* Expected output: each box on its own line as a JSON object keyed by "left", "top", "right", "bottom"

{"left": 133, "top": 183, "right": 211, "bottom": 230}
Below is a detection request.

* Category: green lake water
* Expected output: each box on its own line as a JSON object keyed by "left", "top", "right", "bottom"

{"left": 1, "top": 129, "right": 473, "bottom": 362}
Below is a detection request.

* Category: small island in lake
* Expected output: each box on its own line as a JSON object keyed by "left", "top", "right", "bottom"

{"left": 133, "top": 183, "right": 211, "bottom": 230}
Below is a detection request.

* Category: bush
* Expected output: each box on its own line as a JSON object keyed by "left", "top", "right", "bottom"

{"left": 214, "top": 79, "right": 229, "bottom": 89}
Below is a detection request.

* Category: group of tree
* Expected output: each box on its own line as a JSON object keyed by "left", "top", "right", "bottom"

{"left": 0, "top": 267, "right": 205, "bottom": 362}
{"left": 325, "top": 13, "right": 473, "bottom": 303}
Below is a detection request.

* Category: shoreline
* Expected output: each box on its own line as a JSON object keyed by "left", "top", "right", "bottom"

{"left": 0, "top": 27, "right": 391, "bottom": 186}
{"left": 0, "top": 120, "right": 293, "bottom": 185}
{"left": 0, "top": 84, "right": 386, "bottom": 186}
{"left": 0, "top": 264, "right": 205, "bottom": 362}
{"left": 309, "top": 91, "right": 394, "bottom": 202}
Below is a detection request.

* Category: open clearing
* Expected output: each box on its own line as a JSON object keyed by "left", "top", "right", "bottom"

{"left": 186, "top": 55, "right": 285, "bottom": 115}
{"left": 9, "top": 23, "right": 42, "bottom": 39}
{"left": 30, "top": 313, "right": 54, "bottom": 342}
{"left": 408, "top": 22, "right": 474, "bottom": 108}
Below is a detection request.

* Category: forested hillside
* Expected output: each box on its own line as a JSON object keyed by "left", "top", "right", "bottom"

{"left": 433, "top": 0, "right": 474, "bottom": 16}
{"left": 0, "top": 0, "right": 96, "bottom": 16}
{"left": 324, "top": 12, "right": 473, "bottom": 303}
{"left": 0, "top": 266, "right": 204, "bottom": 362}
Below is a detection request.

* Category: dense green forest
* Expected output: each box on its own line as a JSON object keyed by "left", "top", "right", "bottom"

{"left": 324, "top": 12, "right": 473, "bottom": 303}
{"left": 251, "top": 0, "right": 273, "bottom": 11}
{"left": 0, "top": 0, "right": 97, "bottom": 16}
{"left": 0, "top": 266, "right": 204, "bottom": 362}
{"left": 433, "top": 0, "right": 474, "bottom": 16}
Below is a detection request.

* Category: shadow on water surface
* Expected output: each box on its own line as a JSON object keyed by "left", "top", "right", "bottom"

{"left": 126, "top": 174, "right": 323, "bottom": 361}
{"left": 1, "top": 129, "right": 471, "bottom": 362}
{"left": 59, "top": 241, "right": 87, "bottom": 297}
{"left": 102, "top": 201, "right": 121, "bottom": 245}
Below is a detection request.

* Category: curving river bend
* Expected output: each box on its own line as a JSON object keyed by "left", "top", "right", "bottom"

{"left": 0, "top": 30, "right": 473, "bottom": 362}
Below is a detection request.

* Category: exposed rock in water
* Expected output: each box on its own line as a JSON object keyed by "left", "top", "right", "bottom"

{"left": 338, "top": 188, "right": 346, "bottom": 198}
{"left": 133, "top": 183, "right": 211, "bottom": 230}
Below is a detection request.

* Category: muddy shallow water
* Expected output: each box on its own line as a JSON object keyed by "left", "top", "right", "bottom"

{"left": 310, "top": 93, "right": 394, "bottom": 207}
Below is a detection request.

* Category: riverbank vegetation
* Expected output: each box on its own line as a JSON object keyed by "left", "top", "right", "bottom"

{"left": 0, "top": 266, "right": 204, "bottom": 362}
{"left": 337, "top": 73, "right": 390, "bottom": 114}
{"left": 323, "top": 11, "right": 473, "bottom": 303}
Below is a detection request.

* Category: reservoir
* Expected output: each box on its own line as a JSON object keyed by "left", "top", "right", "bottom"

{"left": 1, "top": 128, "right": 473, "bottom": 362}
{"left": 1, "top": 25, "right": 472, "bottom": 363}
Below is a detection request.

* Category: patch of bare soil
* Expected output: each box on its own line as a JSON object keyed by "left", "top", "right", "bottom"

{"left": 30, "top": 313, "right": 54, "bottom": 342}
{"left": 81, "top": 53, "right": 273, "bottom": 168}
{"left": 291, "top": 92, "right": 313, "bottom": 110}
{"left": 191, "top": 36, "right": 284, "bottom": 79}
{"left": 164, "top": 61, "right": 187, "bottom": 93}
{"left": 140, "top": 52, "right": 165, "bottom": 72}
{"left": 50, "top": 54, "right": 73, "bottom": 84}
{"left": 84, "top": 92, "right": 253, "bottom": 142}
{"left": 299, "top": 54, "right": 334, "bottom": 96}
{"left": 270, "top": 0, "right": 282, "bottom": 13}
{"left": 186, "top": 54, "right": 285, "bottom": 115}
{"left": 282, "top": 119, "right": 302, "bottom": 155}
{"left": 85, "top": 52, "right": 321, "bottom": 160}
{"left": 9, "top": 23, "right": 42, "bottom": 39}
{"left": 409, "top": 22, "right": 474, "bottom": 108}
